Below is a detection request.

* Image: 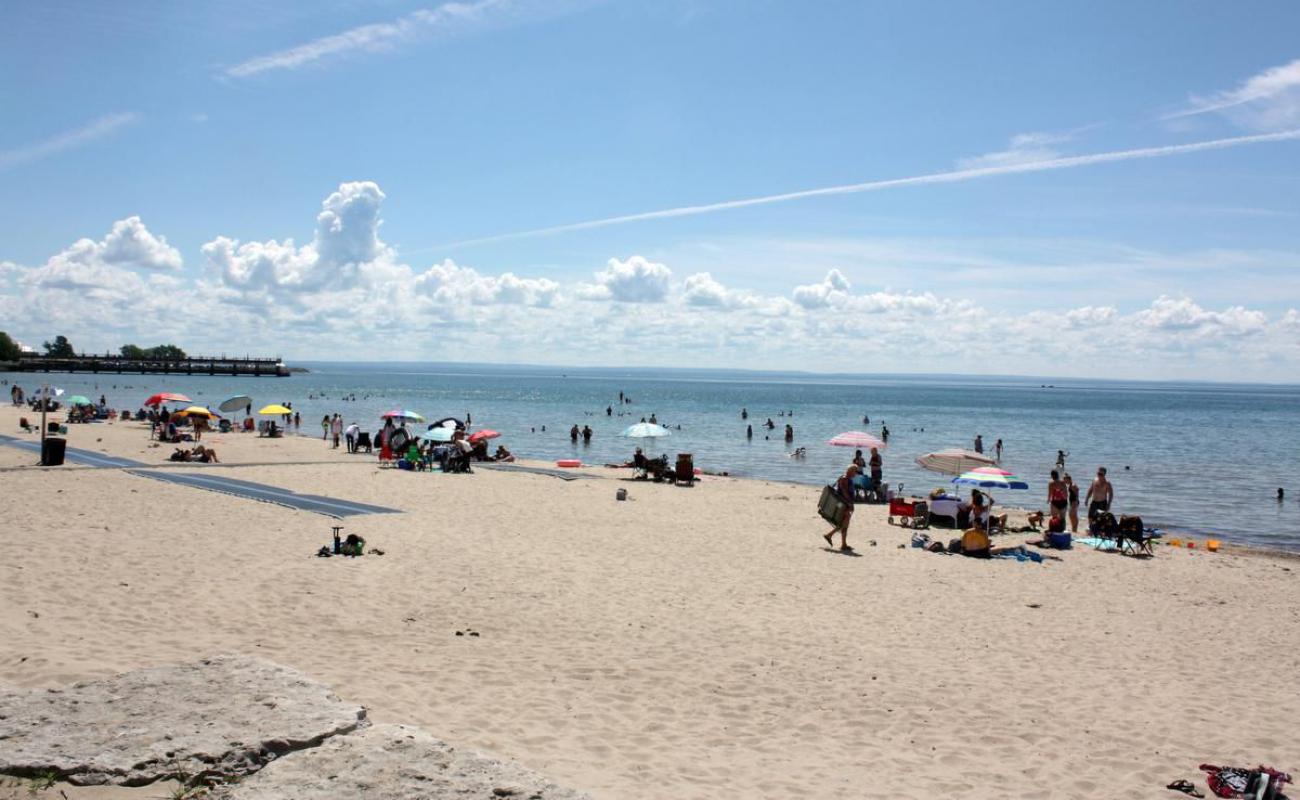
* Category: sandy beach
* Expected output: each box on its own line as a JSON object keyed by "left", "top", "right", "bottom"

{"left": 1, "top": 405, "right": 1297, "bottom": 799}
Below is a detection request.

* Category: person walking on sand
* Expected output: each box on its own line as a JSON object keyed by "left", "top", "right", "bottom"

{"left": 321, "top": 415, "right": 330, "bottom": 440}
{"left": 1085, "top": 467, "right": 1114, "bottom": 521}
{"left": 330, "top": 414, "right": 343, "bottom": 448}
{"left": 869, "top": 446, "right": 883, "bottom": 490}
{"left": 824, "top": 465, "right": 858, "bottom": 551}
{"left": 1064, "top": 473, "right": 1080, "bottom": 533}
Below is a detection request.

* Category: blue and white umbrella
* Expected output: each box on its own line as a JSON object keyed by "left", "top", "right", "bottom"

{"left": 622, "top": 422, "right": 671, "bottom": 439}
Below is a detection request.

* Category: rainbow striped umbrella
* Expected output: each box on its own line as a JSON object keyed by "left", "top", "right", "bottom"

{"left": 952, "top": 466, "right": 1029, "bottom": 491}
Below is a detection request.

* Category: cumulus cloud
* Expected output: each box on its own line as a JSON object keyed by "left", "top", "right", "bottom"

{"left": 1168, "top": 57, "right": 1300, "bottom": 130}
{"left": 203, "top": 181, "right": 392, "bottom": 298}
{"left": 4, "top": 183, "right": 1299, "bottom": 379}
{"left": 578, "top": 255, "right": 671, "bottom": 302}
{"left": 682, "top": 272, "right": 732, "bottom": 307}
{"left": 413, "top": 260, "right": 559, "bottom": 307}
{"left": 792, "top": 268, "right": 851, "bottom": 308}
{"left": 1063, "top": 305, "right": 1118, "bottom": 328}
{"left": 1134, "top": 295, "right": 1267, "bottom": 338}
{"left": 18, "top": 216, "right": 182, "bottom": 291}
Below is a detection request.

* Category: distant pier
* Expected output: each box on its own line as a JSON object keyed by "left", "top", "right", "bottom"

{"left": 4, "top": 354, "right": 291, "bottom": 377}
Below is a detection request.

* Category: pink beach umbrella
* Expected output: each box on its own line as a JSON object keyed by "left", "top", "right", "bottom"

{"left": 468, "top": 429, "right": 500, "bottom": 443}
{"left": 827, "top": 431, "right": 887, "bottom": 449}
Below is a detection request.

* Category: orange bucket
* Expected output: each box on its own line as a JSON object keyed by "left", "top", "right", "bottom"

{"left": 1168, "top": 538, "right": 1183, "bottom": 547}
{"left": 1207, "top": 540, "right": 1220, "bottom": 552}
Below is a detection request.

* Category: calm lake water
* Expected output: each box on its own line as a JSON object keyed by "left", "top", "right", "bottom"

{"left": 18, "top": 362, "right": 1300, "bottom": 551}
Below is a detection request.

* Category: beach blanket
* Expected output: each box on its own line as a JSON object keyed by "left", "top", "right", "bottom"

{"left": 991, "top": 548, "right": 1043, "bottom": 563}
{"left": 1199, "top": 764, "right": 1292, "bottom": 798}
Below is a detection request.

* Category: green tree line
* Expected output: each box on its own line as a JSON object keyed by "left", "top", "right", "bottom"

{"left": 0, "top": 333, "right": 188, "bottom": 361}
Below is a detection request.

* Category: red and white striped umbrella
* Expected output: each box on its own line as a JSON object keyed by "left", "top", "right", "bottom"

{"left": 827, "top": 431, "right": 886, "bottom": 449}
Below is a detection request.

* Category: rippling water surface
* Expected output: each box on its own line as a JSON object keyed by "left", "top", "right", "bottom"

{"left": 28, "top": 363, "right": 1300, "bottom": 551}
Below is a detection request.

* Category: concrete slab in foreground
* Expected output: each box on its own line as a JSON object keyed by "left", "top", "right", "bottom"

{"left": 214, "top": 723, "right": 590, "bottom": 800}
{"left": 0, "top": 656, "right": 366, "bottom": 786}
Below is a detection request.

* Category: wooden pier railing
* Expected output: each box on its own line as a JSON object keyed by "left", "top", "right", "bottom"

{"left": 7, "top": 354, "right": 290, "bottom": 377}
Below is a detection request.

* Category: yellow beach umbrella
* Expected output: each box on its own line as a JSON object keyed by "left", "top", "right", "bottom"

{"left": 259, "top": 404, "right": 293, "bottom": 415}
{"left": 175, "top": 406, "right": 218, "bottom": 418}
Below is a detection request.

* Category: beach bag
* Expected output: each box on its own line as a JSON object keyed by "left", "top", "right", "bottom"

{"left": 1200, "top": 765, "right": 1292, "bottom": 799}
{"left": 817, "top": 484, "right": 847, "bottom": 526}
{"left": 1118, "top": 515, "right": 1144, "bottom": 538}
{"left": 1090, "top": 511, "right": 1118, "bottom": 537}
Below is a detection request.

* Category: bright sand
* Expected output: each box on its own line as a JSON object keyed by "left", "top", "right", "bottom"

{"left": 1, "top": 406, "right": 1297, "bottom": 799}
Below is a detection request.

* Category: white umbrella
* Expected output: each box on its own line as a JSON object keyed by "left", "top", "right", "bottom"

{"left": 915, "top": 448, "right": 997, "bottom": 476}
{"left": 622, "top": 423, "right": 671, "bottom": 439}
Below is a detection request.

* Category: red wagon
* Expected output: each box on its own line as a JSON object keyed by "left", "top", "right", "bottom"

{"left": 887, "top": 497, "right": 929, "bottom": 528}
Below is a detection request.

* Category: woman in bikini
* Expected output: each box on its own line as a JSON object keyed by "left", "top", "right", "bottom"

{"left": 1064, "top": 473, "right": 1080, "bottom": 533}
{"left": 1047, "top": 470, "right": 1069, "bottom": 526}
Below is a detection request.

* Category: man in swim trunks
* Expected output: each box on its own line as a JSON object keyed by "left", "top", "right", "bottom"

{"left": 1085, "top": 467, "right": 1113, "bottom": 520}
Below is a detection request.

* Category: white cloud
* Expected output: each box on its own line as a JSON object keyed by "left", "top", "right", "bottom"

{"left": 956, "top": 131, "right": 1071, "bottom": 170}
{"left": 1063, "top": 305, "right": 1118, "bottom": 328}
{"left": 578, "top": 255, "right": 671, "bottom": 302}
{"left": 1134, "top": 295, "right": 1267, "bottom": 338}
{"left": 202, "top": 181, "right": 391, "bottom": 298}
{"left": 4, "top": 185, "right": 1299, "bottom": 380}
{"left": 0, "top": 113, "right": 139, "bottom": 172}
{"left": 792, "top": 269, "right": 851, "bottom": 308}
{"left": 223, "top": 0, "right": 595, "bottom": 79}
{"left": 21, "top": 216, "right": 182, "bottom": 288}
{"left": 1168, "top": 57, "right": 1300, "bottom": 130}
{"left": 413, "top": 260, "right": 559, "bottom": 306}
{"left": 682, "top": 272, "right": 730, "bottom": 307}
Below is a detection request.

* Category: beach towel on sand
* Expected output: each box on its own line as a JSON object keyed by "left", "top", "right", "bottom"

{"left": 1199, "top": 764, "right": 1292, "bottom": 798}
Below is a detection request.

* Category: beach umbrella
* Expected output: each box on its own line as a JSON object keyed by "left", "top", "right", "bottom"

{"left": 218, "top": 395, "right": 253, "bottom": 413}
{"left": 827, "top": 431, "right": 886, "bottom": 449}
{"left": 430, "top": 417, "right": 464, "bottom": 431}
{"left": 420, "top": 427, "right": 455, "bottom": 443}
{"left": 259, "top": 404, "right": 292, "bottom": 415}
{"left": 174, "top": 406, "right": 218, "bottom": 418}
{"left": 951, "top": 466, "right": 1029, "bottom": 491}
{"left": 916, "top": 448, "right": 997, "bottom": 476}
{"left": 381, "top": 409, "right": 425, "bottom": 422}
{"left": 145, "top": 392, "right": 191, "bottom": 406}
{"left": 622, "top": 422, "right": 671, "bottom": 439}
{"left": 66, "top": 395, "right": 93, "bottom": 406}
{"left": 469, "top": 429, "right": 500, "bottom": 443}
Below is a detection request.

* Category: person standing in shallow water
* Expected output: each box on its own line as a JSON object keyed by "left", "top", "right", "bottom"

{"left": 995, "top": 438, "right": 1003, "bottom": 462}
{"left": 746, "top": 424, "right": 753, "bottom": 439}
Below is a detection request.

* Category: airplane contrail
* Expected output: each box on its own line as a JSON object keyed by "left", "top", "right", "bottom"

{"left": 414, "top": 128, "right": 1300, "bottom": 251}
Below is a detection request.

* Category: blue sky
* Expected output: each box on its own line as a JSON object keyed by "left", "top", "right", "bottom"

{"left": 2, "top": 0, "right": 1299, "bottom": 379}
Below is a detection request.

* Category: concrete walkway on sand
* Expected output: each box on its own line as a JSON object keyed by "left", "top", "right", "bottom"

{"left": 0, "top": 434, "right": 398, "bottom": 519}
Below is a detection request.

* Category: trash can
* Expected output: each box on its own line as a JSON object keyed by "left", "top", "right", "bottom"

{"left": 41, "top": 437, "right": 66, "bottom": 466}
